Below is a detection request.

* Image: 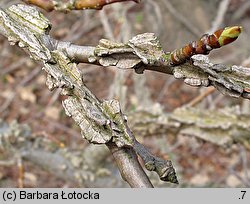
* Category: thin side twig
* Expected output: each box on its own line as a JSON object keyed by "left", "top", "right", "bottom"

{"left": 186, "top": 87, "right": 216, "bottom": 107}
{"left": 208, "top": 0, "right": 230, "bottom": 33}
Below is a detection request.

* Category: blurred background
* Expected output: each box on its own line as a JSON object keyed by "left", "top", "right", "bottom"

{"left": 0, "top": 0, "right": 250, "bottom": 187}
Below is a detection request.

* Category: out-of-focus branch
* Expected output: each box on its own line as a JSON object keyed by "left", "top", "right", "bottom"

{"left": 0, "top": 119, "right": 128, "bottom": 187}
{"left": 21, "top": 0, "right": 140, "bottom": 11}
{"left": 129, "top": 105, "right": 250, "bottom": 149}
{"left": 186, "top": 87, "right": 216, "bottom": 107}
{"left": 162, "top": 0, "right": 201, "bottom": 37}
{"left": 233, "top": 0, "right": 250, "bottom": 20}
{"left": 208, "top": 0, "right": 230, "bottom": 33}
{"left": 0, "top": 4, "right": 178, "bottom": 186}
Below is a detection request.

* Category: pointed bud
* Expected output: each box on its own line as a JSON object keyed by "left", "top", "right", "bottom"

{"left": 217, "top": 26, "right": 243, "bottom": 47}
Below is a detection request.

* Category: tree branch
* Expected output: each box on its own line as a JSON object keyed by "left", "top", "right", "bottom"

{"left": 49, "top": 30, "right": 250, "bottom": 100}
{"left": 1, "top": 3, "right": 249, "bottom": 187}
{"left": 106, "top": 142, "right": 153, "bottom": 187}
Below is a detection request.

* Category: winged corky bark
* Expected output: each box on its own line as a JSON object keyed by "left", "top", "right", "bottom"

{"left": 0, "top": 4, "right": 178, "bottom": 186}
{"left": 47, "top": 31, "right": 249, "bottom": 100}
{"left": 1, "top": 3, "right": 249, "bottom": 186}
